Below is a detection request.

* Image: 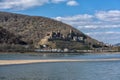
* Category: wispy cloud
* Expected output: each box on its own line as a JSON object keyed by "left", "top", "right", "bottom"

{"left": 56, "top": 14, "right": 93, "bottom": 21}
{"left": 0, "top": 0, "right": 49, "bottom": 10}
{"left": 55, "top": 10, "right": 120, "bottom": 29}
{"left": 54, "top": 10, "right": 120, "bottom": 44}
{"left": 86, "top": 31, "right": 120, "bottom": 44}
{"left": 66, "top": 0, "right": 79, "bottom": 6}
{"left": 51, "top": 0, "right": 66, "bottom": 3}
{"left": 0, "top": 0, "right": 78, "bottom": 10}
{"left": 95, "top": 10, "right": 120, "bottom": 22}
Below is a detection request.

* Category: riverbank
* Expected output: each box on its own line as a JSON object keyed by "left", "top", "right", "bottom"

{"left": 0, "top": 51, "right": 120, "bottom": 55}
{"left": 0, "top": 47, "right": 119, "bottom": 54}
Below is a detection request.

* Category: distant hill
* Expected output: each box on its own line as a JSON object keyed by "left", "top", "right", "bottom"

{"left": 0, "top": 12, "right": 105, "bottom": 50}
{"left": 114, "top": 43, "right": 120, "bottom": 46}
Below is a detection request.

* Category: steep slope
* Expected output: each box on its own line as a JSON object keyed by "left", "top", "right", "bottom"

{"left": 0, "top": 12, "right": 104, "bottom": 49}
{"left": 0, "top": 27, "right": 26, "bottom": 45}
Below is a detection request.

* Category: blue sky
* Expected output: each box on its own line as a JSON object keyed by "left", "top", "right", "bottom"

{"left": 0, "top": 0, "right": 120, "bottom": 44}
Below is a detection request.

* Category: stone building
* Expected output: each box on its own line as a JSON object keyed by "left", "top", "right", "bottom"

{"left": 37, "top": 29, "right": 87, "bottom": 49}
{"left": 67, "top": 29, "right": 86, "bottom": 42}
{"left": 45, "top": 29, "right": 87, "bottom": 42}
{"left": 47, "top": 30, "right": 63, "bottom": 40}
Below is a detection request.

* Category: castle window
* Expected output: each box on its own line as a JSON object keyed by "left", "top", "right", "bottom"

{"left": 78, "top": 37, "right": 84, "bottom": 41}
{"left": 73, "top": 36, "right": 77, "bottom": 41}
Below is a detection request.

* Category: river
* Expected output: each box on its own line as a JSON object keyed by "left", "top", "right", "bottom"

{"left": 0, "top": 53, "right": 120, "bottom": 80}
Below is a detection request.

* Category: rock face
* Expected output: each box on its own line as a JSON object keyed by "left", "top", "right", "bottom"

{"left": 0, "top": 12, "right": 104, "bottom": 49}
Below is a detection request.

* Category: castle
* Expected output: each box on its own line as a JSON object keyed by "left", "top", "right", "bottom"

{"left": 37, "top": 29, "right": 87, "bottom": 49}
{"left": 47, "top": 29, "right": 86, "bottom": 42}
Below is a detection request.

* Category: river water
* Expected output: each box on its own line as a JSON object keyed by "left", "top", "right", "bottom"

{"left": 0, "top": 53, "right": 120, "bottom": 80}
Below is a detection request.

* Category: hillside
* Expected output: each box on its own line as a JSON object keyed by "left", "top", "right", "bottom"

{"left": 0, "top": 12, "right": 105, "bottom": 50}
{"left": 0, "top": 27, "right": 26, "bottom": 45}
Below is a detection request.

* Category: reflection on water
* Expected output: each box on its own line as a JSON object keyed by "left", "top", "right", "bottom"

{"left": 0, "top": 53, "right": 120, "bottom": 80}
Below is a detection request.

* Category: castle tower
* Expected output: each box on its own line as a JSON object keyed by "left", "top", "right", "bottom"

{"left": 70, "top": 29, "right": 72, "bottom": 34}
{"left": 57, "top": 30, "right": 60, "bottom": 33}
{"left": 57, "top": 30, "right": 61, "bottom": 38}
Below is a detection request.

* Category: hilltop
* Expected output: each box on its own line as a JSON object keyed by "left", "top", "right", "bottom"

{"left": 0, "top": 12, "right": 106, "bottom": 51}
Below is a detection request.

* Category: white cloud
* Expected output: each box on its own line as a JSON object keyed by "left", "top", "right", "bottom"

{"left": 0, "top": 0, "right": 79, "bottom": 10}
{"left": 56, "top": 14, "right": 93, "bottom": 21}
{"left": 86, "top": 31, "right": 120, "bottom": 35}
{"left": 51, "top": 0, "right": 66, "bottom": 3}
{"left": 66, "top": 0, "right": 79, "bottom": 6}
{"left": 86, "top": 31, "right": 120, "bottom": 44}
{"left": 95, "top": 10, "right": 120, "bottom": 22}
{"left": 0, "top": 0, "right": 49, "bottom": 10}
{"left": 55, "top": 14, "right": 94, "bottom": 28}
{"left": 54, "top": 10, "right": 120, "bottom": 44}
{"left": 55, "top": 10, "right": 120, "bottom": 29}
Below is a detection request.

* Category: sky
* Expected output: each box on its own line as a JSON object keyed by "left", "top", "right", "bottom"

{"left": 0, "top": 0, "right": 120, "bottom": 44}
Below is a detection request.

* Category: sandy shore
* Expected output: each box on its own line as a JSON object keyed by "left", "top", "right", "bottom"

{"left": 0, "top": 58, "right": 120, "bottom": 66}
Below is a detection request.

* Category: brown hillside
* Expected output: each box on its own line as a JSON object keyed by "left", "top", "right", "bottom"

{"left": 0, "top": 27, "right": 26, "bottom": 45}
{"left": 0, "top": 12, "right": 103, "bottom": 49}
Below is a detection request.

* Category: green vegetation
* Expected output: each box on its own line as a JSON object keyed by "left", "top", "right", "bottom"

{"left": 0, "top": 44, "right": 34, "bottom": 52}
